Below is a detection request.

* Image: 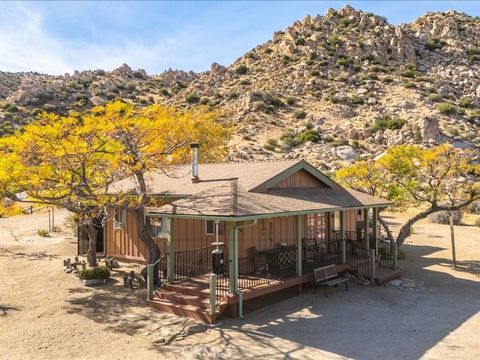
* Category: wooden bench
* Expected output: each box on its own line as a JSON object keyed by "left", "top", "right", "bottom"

{"left": 313, "top": 265, "right": 349, "bottom": 297}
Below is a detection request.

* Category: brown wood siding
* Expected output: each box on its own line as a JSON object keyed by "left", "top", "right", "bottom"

{"left": 272, "top": 169, "right": 329, "bottom": 189}
{"left": 237, "top": 216, "right": 299, "bottom": 258}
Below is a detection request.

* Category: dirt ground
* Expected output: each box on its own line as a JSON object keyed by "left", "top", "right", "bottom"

{"left": 0, "top": 209, "right": 479, "bottom": 359}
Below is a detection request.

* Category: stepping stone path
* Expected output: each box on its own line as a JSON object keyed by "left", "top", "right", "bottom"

{"left": 386, "top": 278, "right": 427, "bottom": 293}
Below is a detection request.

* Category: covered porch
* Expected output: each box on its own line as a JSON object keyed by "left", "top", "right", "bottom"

{"left": 146, "top": 207, "right": 400, "bottom": 323}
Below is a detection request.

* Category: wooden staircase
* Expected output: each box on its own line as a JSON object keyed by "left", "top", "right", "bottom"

{"left": 146, "top": 278, "right": 229, "bottom": 324}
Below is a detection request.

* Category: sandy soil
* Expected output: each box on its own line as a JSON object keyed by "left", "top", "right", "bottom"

{"left": 0, "top": 210, "right": 479, "bottom": 359}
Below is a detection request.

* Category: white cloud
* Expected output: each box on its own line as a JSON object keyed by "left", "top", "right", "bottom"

{"left": 0, "top": 3, "right": 206, "bottom": 75}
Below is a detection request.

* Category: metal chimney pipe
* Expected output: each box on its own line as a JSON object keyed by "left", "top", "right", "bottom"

{"left": 190, "top": 143, "right": 200, "bottom": 183}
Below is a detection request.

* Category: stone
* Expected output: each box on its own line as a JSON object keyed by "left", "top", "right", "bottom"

{"left": 388, "top": 279, "right": 402, "bottom": 287}
{"left": 335, "top": 145, "right": 359, "bottom": 161}
{"left": 418, "top": 117, "right": 440, "bottom": 141}
{"left": 367, "top": 97, "right": 377, "bottom": 105}
{"left": 111, "top": 260, "right": 120, "bottom": 268}
{"left": 402, "top": 281, "right": 416, "bottom": 288}
{"left": 152, "top": 337, "right": 166, "bottom": 344}
{"left": 185, "top": 324, "right": 206, "bottom": 335}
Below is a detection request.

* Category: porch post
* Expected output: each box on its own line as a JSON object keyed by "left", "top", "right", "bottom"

{"left": 369, "top": 249, "right": 376, "bottom": 286}
{"left": 296, "top": 215, "right": 302, "bottom": 276}
{"left": 372, "top": 208, "right": 378, "bottom": 254}
{"left": 340, "top": 210, "right": 346, "bottom": 264}
{"left": 166, "top": 218, "right": 174, "bottom": 283}
{"left": 228, "top": 224, "right": 238, "bottom": 294}
{"left": 363, "top": 208, "right": 369, "bottom": 250}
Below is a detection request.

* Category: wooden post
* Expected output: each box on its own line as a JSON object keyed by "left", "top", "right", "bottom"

{"left": 166, "top": 218, "right": 174, "bottom": 282}
{"left": 147, "top": 264, "right": 154, "bottom": 300}
{"left": 449, "top": 212, "right": 457, "bottom": 269}
{"left": 228, "top": 224, "right": 238, "bottom": 294}
{"left": 209, "top": 273, "right": 217, "bottom": 316}
{"left": 296, "top": 215, "right": 302, "bottom": 276}
{"left": 372, "top": 208, "right": 378, "bottom": 255}
{"left": 392, "top": 243, "right": 398, "bottom": 270}
{"left": 340, "top": 210, "right": 346, "bottom": 264}
{"left": 369, "top": 249, "right": 376, "bottom": 285}
{"left": 363, "top": 209, "right": 369, "bottom": 250}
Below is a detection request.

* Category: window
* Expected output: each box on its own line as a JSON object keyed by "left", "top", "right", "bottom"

{"left": 206, "top": 220, "right": 224, "bottom": 236}
{"left": 114, "top": 207, "right": 127, "bottom": 229}
{"left": 304, "top": 213, "right": 326, "bottom": 243}
{"left": 149, "top": 217, "right": 168, "bottom": 238}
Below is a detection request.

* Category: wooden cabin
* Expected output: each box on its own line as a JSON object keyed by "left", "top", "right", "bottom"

{"left": 101, "top": 156, "right": 398, "bottom": 323}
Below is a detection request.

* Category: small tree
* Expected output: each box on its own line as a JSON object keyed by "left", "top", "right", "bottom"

{"left": 0, "top": 111, "right": 116, "bottom": 266}
{"left": 337, "top": 144, "right": 480, "bottom": 247}
{"left": 88, "top": 101, "right": 229, "bottom": 283}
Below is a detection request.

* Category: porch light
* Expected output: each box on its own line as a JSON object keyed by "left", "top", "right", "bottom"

{"left": 190, "top": 143, "right": 200, "bottom": 183}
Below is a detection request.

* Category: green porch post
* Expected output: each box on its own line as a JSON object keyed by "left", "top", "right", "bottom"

{"left": 372, "top": 208, "right": 378, "bottom": 254}
{"left": 228, "top": 224, "right": 238, "bottom": 294}
{"left": 340, "top": 210, "right": 346, "bottom": 264}
{"left": 296, "top": 215, "right": 302, "bottom": 276}
{"left": 363, "top": 208, "right": 370, "bottom": 250}
{"left": 167, "top": 218, "right": 174, "bottom": 282}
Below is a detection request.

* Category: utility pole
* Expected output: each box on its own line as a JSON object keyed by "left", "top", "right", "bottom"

{"left": 449, "top": 211, "right": 457, "bottom": 269}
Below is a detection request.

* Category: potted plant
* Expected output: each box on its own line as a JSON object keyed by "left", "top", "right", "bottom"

{"left": 78, "top": 266, "right": 111, "bottom": 286}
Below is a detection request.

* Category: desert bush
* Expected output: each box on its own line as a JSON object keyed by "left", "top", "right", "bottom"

{"left": 185, "top": 93, "right": 200, "bottom": 104}
{"left": 266, "top": 138, "right": 278, "bottom": 147}
{"left": 427, "top": 211, "right": 463, "bottom": 225}
{"left": 350, "top": 95, "right": 365, "bottom": 105}
{"left": 309, "top": 69, "right": 320, "bottom": 77}
{"left": 404, "top": 82, "right": 416, "bottom": 89}
{"left": 95, "top": 69, "right": 106, "bottom": 76}
{"left": 458, "top": 97, "right": 476, "bottom": 109}
{"left": 296, "top": 129, "right": 320, "bottom": 143}
{"left": 335, "top": 56, "right": 353, "bottom": 68}
{"left": 371, "top": 116, "right": 407, "bottom": 132}
{"left": 286, "top": 97, "right": 296, "bottom": 106}
{"left": 425, "top": 37, "right": 445, "bottom": 51}
{"left": 132, "top": 71, "right": 144, "bottom": 79}
{"left": 401, "top": 69, "right": 416, "bottom": 78}
{"left": 427, "top": 93, "right": 443, "bottom": 103}
{"left": 293, "top": 110, "right": 307, "bottom": 119}
{"left": 235, "top": 65, "right": 248, "bottom": 75}
{"left": 78, "top": 267, "right": 111, "bottom": 280}
{"left": 294, "top": 37, "right": 306, "bottom": 46}
{"left": 474, "top": 218, "right": 480, "bottom": 227}
{"left": 436, "top": 103, "right": 464, "bottom": 116}
{"left": 37, "top": 229, "right": 50, "bottom": 237}
{"left": 263, "top": 143, "right": 276, "bottom": 151}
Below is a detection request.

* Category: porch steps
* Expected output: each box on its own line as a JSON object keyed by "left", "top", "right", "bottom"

{"left": 375, "top": 268, "right": 401, "bottom": 285}
{"left": 147, "top": 278, "right": 228, "bottom": 324}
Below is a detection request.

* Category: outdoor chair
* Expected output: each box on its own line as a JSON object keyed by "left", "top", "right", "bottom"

{"left": 313, "top": 264, "right": 349, "bottom": 297}
{"left": 248, "top": 247, "right": 270, "bottom": 279}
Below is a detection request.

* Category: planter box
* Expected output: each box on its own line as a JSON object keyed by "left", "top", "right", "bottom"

{"left": 80, "top": 278, "right": 107, "bottom": 286}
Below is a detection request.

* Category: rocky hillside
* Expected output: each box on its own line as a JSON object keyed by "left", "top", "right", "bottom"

{"left": 1, "top": 6, "right": 479, "bottom": 170}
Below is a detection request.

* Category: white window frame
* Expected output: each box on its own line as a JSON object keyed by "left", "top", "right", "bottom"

{"left": 114, "top": 207, "right": 127, "bottom": 230}
{"left": 206, "top": 220, "right": 224, "bottom": 236}
{"left": 149, "top": 217, "right": 169, "bottom": 238}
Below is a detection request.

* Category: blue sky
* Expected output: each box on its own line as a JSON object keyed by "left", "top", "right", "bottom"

{"left": 0, "top": 1, "right": 478, "bottom": 75}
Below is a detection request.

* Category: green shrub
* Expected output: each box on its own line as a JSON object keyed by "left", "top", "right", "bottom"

{"left": 404, "top": 82, "right": 416, "bottom": 89}
{"left": 263, "top": 143, "right": 276, "bottom": 151}
{"left": 309, "top": 69, "right": 320, "bottom": 77}
{"left": 371, "top": 116, "right": 407, "bottom": 132}
{"left": 95, "top": 69, "right": 106, "bottom": 76}
{"left": 185, "top": 93, "right": 200, "bottom": 104}
{"left": 339, "top": 18, "right": 353, "bottom": 27}
{"left": 350, "top": 95, "right": 365, "bottom": 105}
{"left": 286, "top": 97, "right": 296, "bottom": 106}
{"left": 267, "top": 96, "right": 284, "bottom": 107}
{"left": 401, "top": 69, "right": 416, "bottom": 78}
{"left": 294, "top": 37, "right": 306, "bottom": 46}
{"left": 436, "top": 103, "right": 461, "bottom": 116}
{"left": 3, "top": 104, "right": 18, "bottom": 112}
{"left": 78, "top": 267, "right": 111, "bottom": 280}
{"left": 335, "top": 57, "right": 353, "bottom": 68}
{"left": 293, "top": 110, "right": 307, "bottom": 119}
{"left": 458, "top": 97, "right": 476, "bottom": 109}
{"left": 296, "top": 129, "right": 320, "bottom": 143}
{"left": 326, "top": 35, "right": 341, "bottom": 46}
{"left": 37, "top": 229, "right": 49, "bottom": 237}
{"left": 160, "top": 88, "right": 170, "bottom": 97}
{"left": 235, "top": 65, "right": 248, "bottom": 75}
{"left": 427, "top": 93, "right": 443, "bottom": 103}
{"left": 425, "top": 37, "right": 445, "bottom": 51}
{"left": 427, "top": 211, "right": 463, "bottom": 225}
{"left": 308, "top": 52, "right": 317, "bottom": 61}
{"left": 361, "top": 53, "right": 374, "bottom": 62}
{"left": 266, "top": 138, "right": 278, "bottom": 147}
{"left": 132, "top": 71, "right": 144, "bottom": 79}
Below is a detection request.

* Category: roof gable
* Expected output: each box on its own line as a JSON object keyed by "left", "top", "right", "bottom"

{"left": 251, "top": 160, "right": 341, "bottom": 192}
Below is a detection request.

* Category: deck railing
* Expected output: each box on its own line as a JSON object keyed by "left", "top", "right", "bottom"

{"left": 237, "top": 256, "right": 271, "bottom": 290}
{"left": 173, "top": 245, "right": 224, "bottom": 281}
{"left": 345, "top": 241, "right": 371, "bottom": 278}
{"left": 302, "top": 238, "right": 342, "bottom": 273}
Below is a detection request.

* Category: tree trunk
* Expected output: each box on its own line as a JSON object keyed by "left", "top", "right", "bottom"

{"left": 449, "top": 212, "right": 457, "bottom": 269}
{"left": 395, "top": 206, "right": 437, "bottom": 248}
{"left": 378, "top": 215, "right": 395, "bottom": 245}
{"left": 85, "top": 221, "right": 98, "bottom": 267}
{"left": 134, "top": 208, "right": 160, "bottom": 286}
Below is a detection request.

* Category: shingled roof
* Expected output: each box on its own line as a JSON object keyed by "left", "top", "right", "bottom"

{"left": 119, "top": 159, "right": 393, "bottom": 219}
